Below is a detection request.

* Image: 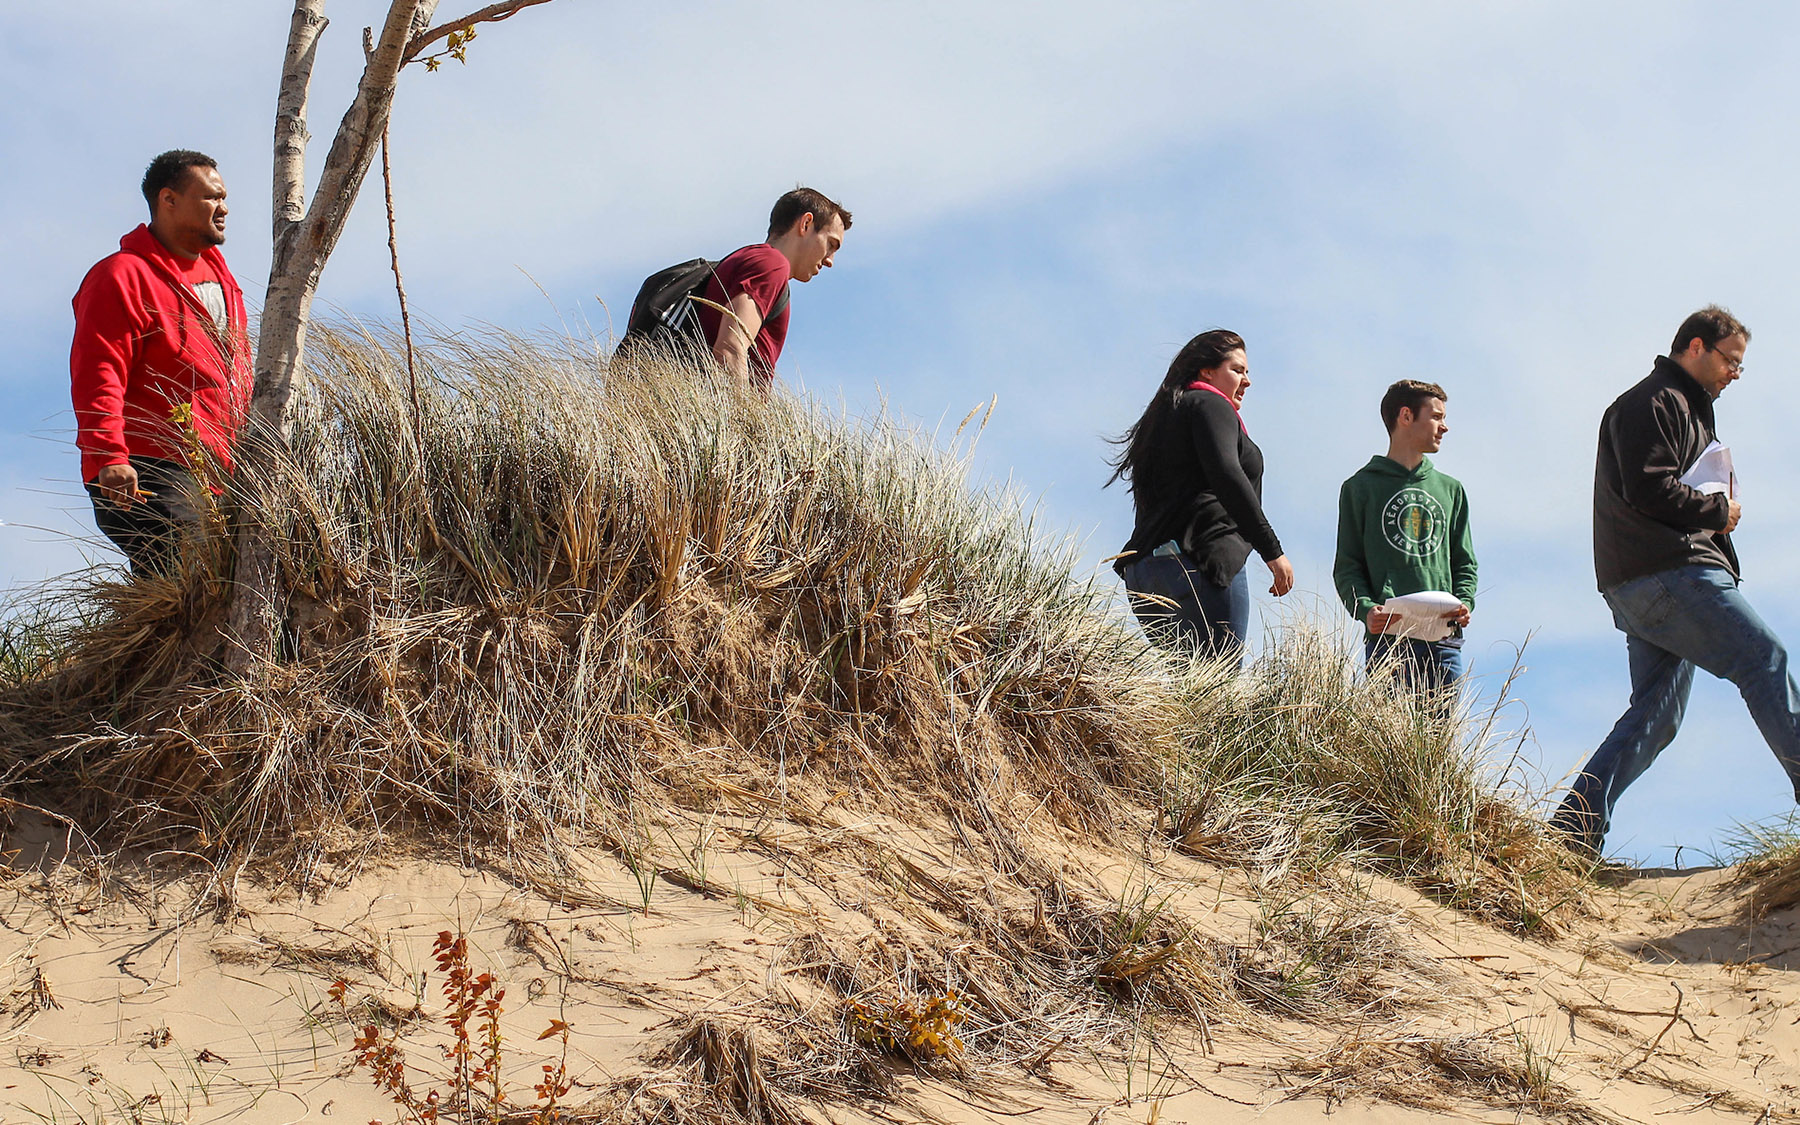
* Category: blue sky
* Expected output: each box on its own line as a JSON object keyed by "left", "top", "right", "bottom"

{"left": 6, "top": 2, "right": 1800, "bottom": 864}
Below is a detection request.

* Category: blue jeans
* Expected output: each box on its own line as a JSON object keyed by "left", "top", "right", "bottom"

{"left": 1365, "top": 634, "right": 1464, "bottom": 699}
{"left": 1553, "top": 566, "right": 1800, "bottom": 851}
{"left": 1122, "top": 549, "right": 1251, "bottom": 667}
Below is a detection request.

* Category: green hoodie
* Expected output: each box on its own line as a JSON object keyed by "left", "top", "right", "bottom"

{"left": 1333, "top": 455, "right": 1477, "bottom": 632}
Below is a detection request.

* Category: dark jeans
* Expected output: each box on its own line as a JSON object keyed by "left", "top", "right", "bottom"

{"left": 85, "top": 457, "right": 202, "bottom": 577}
{"left": 1122, "top": 548, "right": 1251, "bottom": 667}
{"left": 1552, "top": 565, "right": 1800, "bottom": 853}
{"left": 1365, "top": 633, "right": 1464, "bottom": 699}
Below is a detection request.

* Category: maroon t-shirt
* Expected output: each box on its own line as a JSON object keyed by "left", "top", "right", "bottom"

{"left": 696, "top": 243, "right": 792, "bottom": 383}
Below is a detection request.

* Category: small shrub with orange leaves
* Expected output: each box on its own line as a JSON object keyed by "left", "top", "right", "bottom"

{"left": 845, "top": 991, "right": 967, "bottom": 1062}
{"left": 333, "top": 930, "right": 573, "bottom": 1124}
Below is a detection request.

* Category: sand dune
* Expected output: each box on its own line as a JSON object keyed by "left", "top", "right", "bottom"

{"left": 6, "top": 801, "right": 1798, "bottom": 1125}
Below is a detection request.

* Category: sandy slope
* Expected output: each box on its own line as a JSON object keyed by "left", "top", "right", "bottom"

{"left": 4, "top": 806, "right": 1799, "bottom": 1125}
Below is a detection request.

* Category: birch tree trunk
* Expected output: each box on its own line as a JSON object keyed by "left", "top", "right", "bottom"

{"left": 225, "top": 0, "right": 438, "bottom": 676}
{"left": 226, "top": 0, "right": 555, "bottom": 676}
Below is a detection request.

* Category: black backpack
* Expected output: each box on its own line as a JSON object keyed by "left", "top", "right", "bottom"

{"left": 616, "top": 257, "right": 790, "bottom": 360}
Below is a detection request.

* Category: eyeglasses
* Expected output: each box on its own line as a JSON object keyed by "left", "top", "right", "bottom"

{"left": 1709, "top": 344, "right": 1746, "bottom": 375}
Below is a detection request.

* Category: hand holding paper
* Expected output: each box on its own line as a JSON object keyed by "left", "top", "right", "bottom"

{"left": 1374, "top": 590, "right": 1467, "bottom": 642}
{"left": 1680, "top": 441, "right": 1737, "bottom": 499}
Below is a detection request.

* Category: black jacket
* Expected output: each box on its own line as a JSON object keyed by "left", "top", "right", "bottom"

{"left": 1117, "top": 387, "right": 1283, "bottom": 586}
{"left": 1593, "top": 356, "right": 1737, "bottom": 592}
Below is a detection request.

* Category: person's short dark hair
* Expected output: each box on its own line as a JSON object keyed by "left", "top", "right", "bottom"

{"left": 1670, "top": 304, "right": 1750, "bottom": 356}
{"left": 141, "top": 150, "right": 217, "bottom": 214}
{"left": 767, "top": 187, "right": 852, "bottom": 240}
{"left": 1380, "top": 379, "right": 1448, "bottom": 432}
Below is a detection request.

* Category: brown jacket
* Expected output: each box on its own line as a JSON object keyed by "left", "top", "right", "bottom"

{"left": 1593, "top": 356, "right": 1737, "bottom": 592}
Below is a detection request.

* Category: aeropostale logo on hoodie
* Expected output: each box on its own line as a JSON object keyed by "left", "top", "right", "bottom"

{"left": 1382, "top": 487, "right": 1448, "bottom": 559}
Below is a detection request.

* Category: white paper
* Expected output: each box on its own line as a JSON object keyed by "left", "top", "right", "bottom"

{"left": 1680, "top": 440, "right": 1736, "bottom": 498}
{"left": 1378, "top": 590, "right": 1464, "bottom": 642}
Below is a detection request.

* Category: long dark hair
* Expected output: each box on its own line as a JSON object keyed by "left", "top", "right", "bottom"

{"left": 1104, "top": 329, "right": 1246, "bottom": 489}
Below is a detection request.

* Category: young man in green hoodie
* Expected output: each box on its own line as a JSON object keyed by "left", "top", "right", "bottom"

{"left": 1333, "top": 380, "right": 1478, "bottom": 695}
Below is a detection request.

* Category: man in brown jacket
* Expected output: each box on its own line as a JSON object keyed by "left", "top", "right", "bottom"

{"left": 1551, "top": 306, "right": 1800, "bottom": 858}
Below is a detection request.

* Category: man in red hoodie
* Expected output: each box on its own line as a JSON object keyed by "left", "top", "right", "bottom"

{"left": 71, "top": 150, "right": 252, "bottom": 576}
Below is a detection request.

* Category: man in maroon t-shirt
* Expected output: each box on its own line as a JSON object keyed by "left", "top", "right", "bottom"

{"left": 697, "top": 187, "right": 852, "bottom": 387}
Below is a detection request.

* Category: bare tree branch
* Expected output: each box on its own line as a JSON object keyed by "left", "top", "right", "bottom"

{"left": 272, "top": 2, "right": 328, "bottom": 240}
{"left": 377, "top": 132, "right": 421, "bottom": 447}
{"left": 359, "top": 27, "right": 422, "bottom": 443}
{"left": 282, "top": 2, "right": 434, "bottom": 313}
{"left": 404, "top": 0, "right": 555, "bottom": 63}
{"left": 251, "top": 0, "right": 434, "bottom": 435}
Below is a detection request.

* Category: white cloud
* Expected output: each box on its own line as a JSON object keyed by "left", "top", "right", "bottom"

{"left": 0, "top": 2, "right": 1666, "bottom": 315}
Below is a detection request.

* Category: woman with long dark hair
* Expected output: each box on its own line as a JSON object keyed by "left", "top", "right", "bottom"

{"left": 1106, "top": 329, "right": 1294, "bottom": 663}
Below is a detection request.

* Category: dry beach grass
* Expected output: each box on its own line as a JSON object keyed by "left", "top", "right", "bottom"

{"left": 0, "top": 330, "right": 1698, "bottom": 1123}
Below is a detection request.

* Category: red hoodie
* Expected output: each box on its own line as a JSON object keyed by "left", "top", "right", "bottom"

{"left": 70, "top": 225, "right": 253, "bottom": 484}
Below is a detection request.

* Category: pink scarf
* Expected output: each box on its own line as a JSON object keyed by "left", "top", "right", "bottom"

{"left": 1185, "top": 379, "right": 1247, "bottom": 433}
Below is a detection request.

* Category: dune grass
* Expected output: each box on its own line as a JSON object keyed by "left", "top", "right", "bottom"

{"left": 0, "top": 328, "right": 1593, "bottom": 1120}
{"left": 1161, "top": 629, "right": 1583, "bottom": 935}
{"left": 0, "top": 327, "right": 1177, "bottom": 865}
{"left": 1721, "top": 813, "right": 1800, "bottom": 917}
{"left": 0, "top": 324, "right": 1582, "bottom": 910}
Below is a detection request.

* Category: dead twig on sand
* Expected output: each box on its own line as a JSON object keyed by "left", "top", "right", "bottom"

{"left": 1557, "top": 987, "right": 1706, "bottom": 1048}
{"left": 1621, "top": 982, "right": 1686, "bottom": 1075}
